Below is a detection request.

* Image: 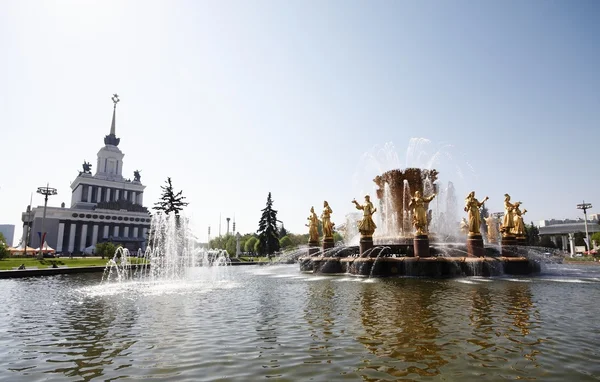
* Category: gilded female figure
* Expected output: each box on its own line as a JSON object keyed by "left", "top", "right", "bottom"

{"left": 352, "top": 195, "right": 377, "bottom": 237}
{"left": 501, "top": 194, "right": 515, "bottom": 235}
{"left": 306, "top": 206, "right": 320, "bottom": 243}
{"left": 511, "top": 202, "right": 527, "bottom": 237}
{"left": 409, "top": 190, "right": 436, "bottom": 235}
{"left": 464, "top": 191, "right": 489, "bottom": 236}
{"left": 321, "top": 201, "right": 334, "bottom": 239}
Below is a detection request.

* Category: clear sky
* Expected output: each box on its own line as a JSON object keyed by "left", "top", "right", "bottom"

{"left": 1, "top": 0, "right": 599, "bottom": 244}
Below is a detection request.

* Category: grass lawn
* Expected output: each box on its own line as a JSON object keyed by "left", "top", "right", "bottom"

{"left": 0, "top": 257, "right": 148, "bottom": 270}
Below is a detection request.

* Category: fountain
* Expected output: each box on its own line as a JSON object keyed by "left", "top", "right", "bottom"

{"left": 102, "top": 213, "right": 230, "bottom": 285}
{"left": 299, "top": 141, "right": 540, "bottom": 278}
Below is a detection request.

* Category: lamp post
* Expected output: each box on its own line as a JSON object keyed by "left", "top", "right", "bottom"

{"left": 36, "top": 184, "right": 57, "bottom": 259}
{"left": 576, "top": 201, "right": 593, "bottom": 251}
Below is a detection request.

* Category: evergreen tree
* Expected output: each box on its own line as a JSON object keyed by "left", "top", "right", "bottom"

{"left": 279, "top": 224, "right": 288, "bottom": 238}
{"left": 153, "top": 177, "right": 189, "bottom": 216}
{"left": 257, "top": 192, "right": 280, "bottom": 256}
{"left": 525, "top": 221, "right": 540, "bottom": 246}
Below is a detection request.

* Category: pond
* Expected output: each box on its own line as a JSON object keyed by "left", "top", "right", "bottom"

{"left": 1, "top": 263, "right": 599, "bottom": 381}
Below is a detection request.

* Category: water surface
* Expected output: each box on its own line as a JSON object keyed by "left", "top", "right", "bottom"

{"left": 1, "top": 263, "right": 599, "bottom": 381}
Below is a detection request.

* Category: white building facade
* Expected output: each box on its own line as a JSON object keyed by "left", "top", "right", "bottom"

{"left": 21, "top": 95, "right": 151, "bottom": 254}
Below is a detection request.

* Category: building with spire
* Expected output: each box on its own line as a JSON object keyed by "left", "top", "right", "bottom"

{"left": 21, "top": 94, "right": 151, "bottom": 254}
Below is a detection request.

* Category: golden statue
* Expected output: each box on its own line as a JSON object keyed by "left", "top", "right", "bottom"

{"left": 485, "top": 215, "right": 499, "bottom": 244}
{"left": 321, "top": 201, "right": 334, "bottom": 239}
{"left": 352, "top": 195, "right": 377, "bottom": 237}
{"left": 409, "top": 190, "right": 436, "bottom": 236}
{"left": 464, "top": 191, "right": 489, "bottom": 236}
{"left": 306, "top": 206, "right": 320, "bottom": 243}
{"left": 500, "top": 194, "right": 515, "bottom": 236}
{"left": 511, "top": 202, "right": 527, "bottom": 237}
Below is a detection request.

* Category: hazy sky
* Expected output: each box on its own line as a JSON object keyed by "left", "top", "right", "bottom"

{"left": 1, "top": 0, "right": 598, "bottom": 244}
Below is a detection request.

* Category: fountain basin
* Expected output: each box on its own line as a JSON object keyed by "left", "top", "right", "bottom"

{"left": 299, "top": 256, "right": 540, "bottom": 277}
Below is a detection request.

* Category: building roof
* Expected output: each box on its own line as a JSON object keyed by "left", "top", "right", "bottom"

{"left": 539, "top": 222, "right": 600, "bottom": 235}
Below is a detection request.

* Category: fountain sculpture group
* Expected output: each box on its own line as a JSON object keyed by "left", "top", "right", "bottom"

{"left": 299, "top": 168, "right": 539, "bottom": 277}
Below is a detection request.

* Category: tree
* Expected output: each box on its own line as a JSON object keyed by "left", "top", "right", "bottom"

{"left": 245, "top": 237, "right": 258, "bottom": 254}
{"left": 525, "top": 222, "right": 540, "bottom": 246}
{"left": 591, "top": 232, "right": 600, "bottom": 248}
{"left": 279, "top": 224, "right": 288, "bottom": 238}
{"left": 257, "top": 192, "right": 280, "bottom": 255}
{"left": 153, "top": 177, "right": 189, "bottom": 217}
{"left": 95, "top": 242, "right": 117, "bottom": 259}
{"left": 0, "top": 238, "right": 9, "bottom": 260}
{"left": 279, "top": 235, "right": 293, "bottom": 249}
{"left": 574, "top": 232, "right": 587, "bottom": 247}
{"left": 225, "top": 235, "right": 237, "bottom": 256}
{"left": 539, "top": 236, "right": 556, "bottom": 249}
{"left": 254, "top": 239, "right": 262, "bottom": 254}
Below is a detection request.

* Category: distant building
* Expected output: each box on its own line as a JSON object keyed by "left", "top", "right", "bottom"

{"left": 0, "top": 224, "right": 15, "bottom": 246}
{"left": 538, "top": 218, "right": 600, "bottom": 251}
{"left": 21, "top": 95, "right": 151, "bottom": 254}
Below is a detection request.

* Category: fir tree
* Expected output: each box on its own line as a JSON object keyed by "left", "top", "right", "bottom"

{"left": 279, "top": 224, "right": 288, "bottom": 238}
{"left": 257, "top": 192, "right": 280, "bottom": 256}
{"left": 153, "top": 177, "right": 189, "bottom": 216}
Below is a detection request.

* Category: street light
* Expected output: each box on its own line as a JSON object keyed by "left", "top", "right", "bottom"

{"left": 36, "top": 184, "right": 57, "bottom": 259}
{"left": 576, "top": 200, "right": 593, "bottom": 251}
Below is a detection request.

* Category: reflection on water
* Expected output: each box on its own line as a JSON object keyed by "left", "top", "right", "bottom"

{"left": 1, "top": 265, "right": 600, "bottom": 381}
{"left": 357, "top": 280, "right": 447, "bottom": 380}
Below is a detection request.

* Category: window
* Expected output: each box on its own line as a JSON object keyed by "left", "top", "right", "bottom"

{"left": 81, "top": 185, "right": 89, "bottom": 202}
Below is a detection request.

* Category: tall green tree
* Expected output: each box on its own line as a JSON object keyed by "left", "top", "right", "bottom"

{"left": 153, "top": 177, "right": 189, "bottom": 217}
{"left": 525, "top": 222, "right": 540, "bottom": 246}
{"left": 257, "top": 192, "right": 280, "bottom": 256}
{"left": 279, "top": 224, "right": 288, "bottom": 238}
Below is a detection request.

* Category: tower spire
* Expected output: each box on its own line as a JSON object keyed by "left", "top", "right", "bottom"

{"left": 104, "top": 93, "right": 121, "bottom": 146}
{"left": 110, "top": 93, "right": 118, "bottom": 135}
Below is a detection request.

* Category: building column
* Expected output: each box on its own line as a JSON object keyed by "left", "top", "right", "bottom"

{"left": 106, "top": 188, "right": 111, "bottom": 202}
{"left": 123, "top": 190, "right": 128, "bottom": 200}
{"left": 562, "top": 235, "right": 568, "bottom": 251}
{"left": 103, "top": 226, "right": 109, "bottom": 240}
{"left": 133, "top": 226, "right": 139, "bottom": 238}
{"left": 97, "top": 187, "right": 102, "bottom": 203}
{"left": 56, "top": 223, "right": 65, "bottom": 252}
{"left": 92, "top": 225, "right": 99, "bottom": 246}
{"left": 115, "top": 189, "right": 120, "bottom": 200}
{"left": 113, "top": 226, "right": 119, "bottom": 237}
{"left": 87, "top": 187, "right": 93, "bottom": 203}
{"left": 68, "top": 223, "right": 76, "bottom": 253}
{"left": 124, "top": 226, "right": 129, "bottom": 238}
{"left": 80, "top": 224, "right": 88, "bottom": 252}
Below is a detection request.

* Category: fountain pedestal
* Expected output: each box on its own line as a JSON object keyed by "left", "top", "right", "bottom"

{"left": 414, "top": 235, "right": 431, "bottom": 258}
{"left": 323, "top": 237, "right": 334, "bottom": 251}
{"left": 359, "top": 236, "right": 374, "bottom": 257}
{"left": 308, "top": 241, "right": 320, "bottom": 256}
{"left": 467, "top": 235, "right": 485, "bottom": 257}
{"left": 516, "top": 236, "right": 528, "bottom": 246}
{"left": 501, "top": 234, "right": 518, "bottom": 257}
